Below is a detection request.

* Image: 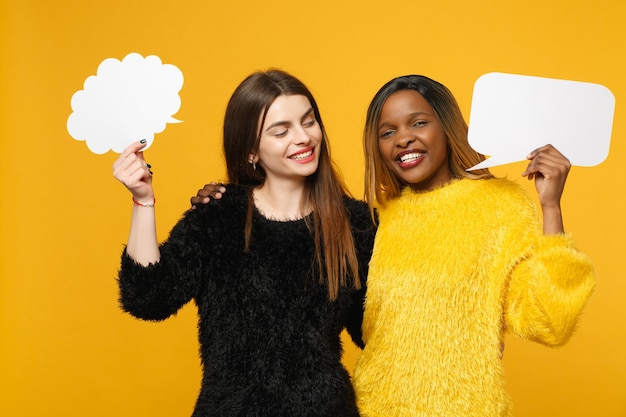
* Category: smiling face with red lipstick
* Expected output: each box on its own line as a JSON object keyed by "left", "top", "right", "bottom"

{"left": 253, "top": 94, "right": 322, "bottom": 183}
{"left": 363, "top": 75, "right": 492, "bottom": 213}
{"left": 377, "top": 89, "right": 452, "bottom": 192}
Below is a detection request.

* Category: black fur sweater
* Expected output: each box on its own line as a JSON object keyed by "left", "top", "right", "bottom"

{"left": 118, "top": 184, "right": 376, "bottom": 417}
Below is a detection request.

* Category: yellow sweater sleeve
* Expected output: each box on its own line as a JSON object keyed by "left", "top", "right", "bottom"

{"left": 505, "top": 233, "right": 595, "bottom": 347}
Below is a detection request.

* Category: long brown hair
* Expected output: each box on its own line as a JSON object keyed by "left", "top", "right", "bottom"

{"left": 363, "top": 75, "right": 493, "bottom": 220}
{"left": 223, "top": 69, "right": 360, "bottom": 300}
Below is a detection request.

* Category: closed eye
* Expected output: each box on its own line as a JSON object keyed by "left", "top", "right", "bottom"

{"left": 301, "top": 109, "right": 317, "bottom": 128}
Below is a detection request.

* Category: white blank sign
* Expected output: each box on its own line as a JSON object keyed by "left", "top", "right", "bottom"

{"left": 466, "top": 72, "right": 615, "bottom": 171}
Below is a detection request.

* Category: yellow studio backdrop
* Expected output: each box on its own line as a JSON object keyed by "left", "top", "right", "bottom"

{"left": 1, "top": 0, "right": 624, "bottom": 415}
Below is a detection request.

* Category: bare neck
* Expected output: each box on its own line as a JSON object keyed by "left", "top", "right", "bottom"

{"left": 253, "top": 180, "right": 310, "bottom": 221}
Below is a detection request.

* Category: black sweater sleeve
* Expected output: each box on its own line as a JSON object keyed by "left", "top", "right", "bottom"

{"left": 117, "top": 206, "right": 210, "bottom": 321}
{"left": 343, "top": 198, "right": 377, "bottom": 349}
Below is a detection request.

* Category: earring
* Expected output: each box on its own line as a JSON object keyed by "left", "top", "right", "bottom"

{"left": 249, "top": 160, "right": 257, "bottom": 170}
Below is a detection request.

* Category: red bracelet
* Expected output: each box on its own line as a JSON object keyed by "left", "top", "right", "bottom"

{"left": 132, "top": 197, "right": 156, "bottom": 207}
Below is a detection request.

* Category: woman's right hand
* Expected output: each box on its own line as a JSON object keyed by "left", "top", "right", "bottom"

{"left": 114, "top": 140, "right": 159, "bottom": 265}
{"left": 113, "top": 140, "right": 154, "bottom": 204}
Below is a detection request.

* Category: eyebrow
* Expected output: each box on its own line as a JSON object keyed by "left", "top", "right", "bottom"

{"left": 378, "top": 111, "right": 430, "bottom": 130}
{"left": 264, "top": 107, "right": 315, "bottom": 132}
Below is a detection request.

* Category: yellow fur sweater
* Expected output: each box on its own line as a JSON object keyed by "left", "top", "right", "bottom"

{"left": 353, "top": 178, "right": 595, "bottom": 417}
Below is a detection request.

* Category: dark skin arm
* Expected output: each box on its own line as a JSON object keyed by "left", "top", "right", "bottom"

{"left": 190, "top": 182, "right": 226, "bottom": 208}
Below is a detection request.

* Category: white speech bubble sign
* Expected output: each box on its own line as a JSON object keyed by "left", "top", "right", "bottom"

{"left": 67, "top": 52, "right": 184, "bottom": 154}
{"left": 466, "top": 72, "right": 615, "bottom": 171}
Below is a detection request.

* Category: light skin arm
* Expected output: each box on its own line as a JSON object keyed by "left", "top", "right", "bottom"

{"left": 521, "top": 144, "right": 571, "bottom": 235}
{"left": 112, "top": 140, "right": 159, "bottom": 265}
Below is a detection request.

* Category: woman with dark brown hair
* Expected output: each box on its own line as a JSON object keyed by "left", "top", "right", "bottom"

{"left": 112, "top": 69, "right": 375, "bottom": 417}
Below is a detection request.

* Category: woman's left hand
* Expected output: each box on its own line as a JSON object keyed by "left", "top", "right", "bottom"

{"left": 522, "top": 144, "right": 571, "bottom": 209}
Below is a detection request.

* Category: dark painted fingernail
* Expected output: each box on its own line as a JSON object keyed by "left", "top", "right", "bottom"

{"left": 147, "top": 164, "right": 152, "bottom": 168}
{"left": 140, "top": 139, "right": 147, "bottom": 144}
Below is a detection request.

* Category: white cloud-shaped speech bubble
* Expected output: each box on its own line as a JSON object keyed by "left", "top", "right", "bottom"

{"left": 67, "top": 52, "right": 184, "bottom": 154}
{"left": 466, "top": 72, "right": 615, "bottom": 171}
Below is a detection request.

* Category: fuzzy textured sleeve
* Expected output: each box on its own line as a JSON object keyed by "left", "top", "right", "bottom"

{"left": 478, "top": 179, "right": 597, "bottom": 347}
{"left": 505, "top": 232, "right": 596, "bottom": 347}
{"left": 343, "top": 198, "right": 377, "bottom": 349}
{"left": 117, "top": 189, "right": 233, "bottom": 322}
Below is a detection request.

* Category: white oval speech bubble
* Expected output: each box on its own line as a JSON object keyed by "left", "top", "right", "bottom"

{"left": 67, "top": 52, "right": 184, "bottom": 154}
{"left": 466, "top": 72, "right": 615, "bottom": 171}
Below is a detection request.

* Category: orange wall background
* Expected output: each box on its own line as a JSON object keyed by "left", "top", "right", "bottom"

{"left": 1, "top": 0, "right": 624, "bottom": 416}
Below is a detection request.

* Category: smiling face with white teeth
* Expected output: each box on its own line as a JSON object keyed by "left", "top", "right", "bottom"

{"left": 377, "top": 89, "right": 452, "bottom": 191}
{"left": 253, "top": 94, "right": 322, "bottom": 183}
